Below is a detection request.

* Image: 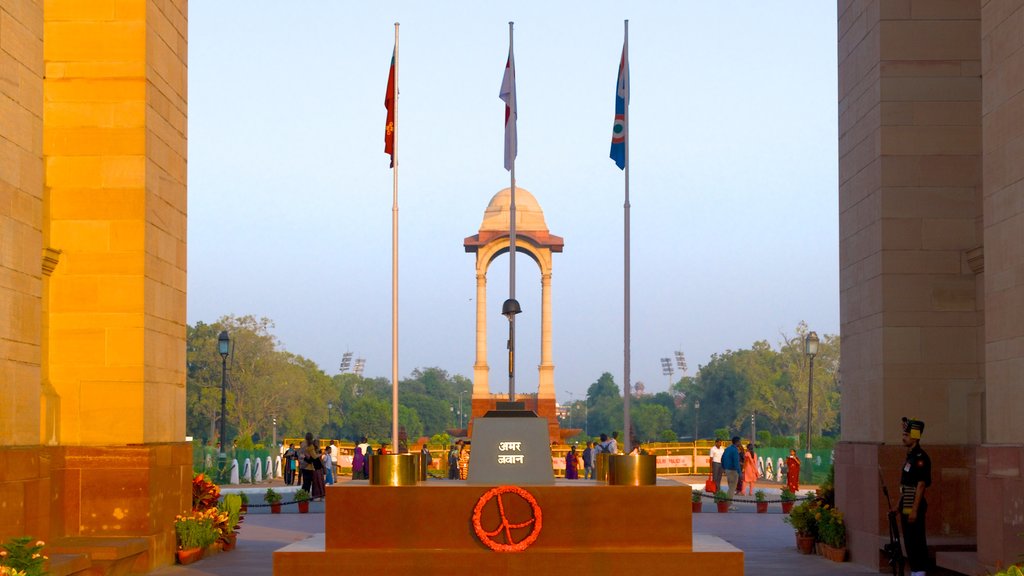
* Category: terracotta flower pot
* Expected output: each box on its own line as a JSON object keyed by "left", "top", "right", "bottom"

{"left": 756, "top": 501, "right": 768, "bottom": 513}
{"left": 692, "top": 501, "right": 702, "bottom": 513}
{"left": 716, "top": 501, "right": 729, "bottom": 513}
{"left": 298, "top": 501, "right": 309, "bottom": 513}
{"left": 795, "top": 533, "right": 815, "bottom": 554}
{"left": 176, "top": 547, "right": 203, "bottom": 565}
{"left": 820, "top": 543, "right": 846, "bottom": 562}
{"left": 781, "top": 501, "right": 795, "bottom": 514}
{"left": 270, "top": 503, "right": 282, "bottom": 514}
{"left": 220, "top": 532, "right": 237, "bottom": 552}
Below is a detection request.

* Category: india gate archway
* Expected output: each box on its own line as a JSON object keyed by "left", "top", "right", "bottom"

{"left": 464, "top": 188, "right": 564, "bottom": 441}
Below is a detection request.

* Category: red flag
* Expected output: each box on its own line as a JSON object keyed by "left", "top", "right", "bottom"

{"left": 384, "top": 49, "right": 396, "bottom": 167}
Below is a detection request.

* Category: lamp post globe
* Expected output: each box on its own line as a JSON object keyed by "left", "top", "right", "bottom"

{"left": 217, "top": 330, "right": 230, "bottom": 459}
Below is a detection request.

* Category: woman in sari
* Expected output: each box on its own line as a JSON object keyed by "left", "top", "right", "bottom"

{"left": 565, "top": 445, "right": 580, "bottom": 479}
{"left": 742, "top": 443, "right": 759, "bottom": 495}
{"left": 786, "top": 448, "right": 801, "bottom": 494}
{"left": 457, "top": 442, "right": 470, "bottom": 480}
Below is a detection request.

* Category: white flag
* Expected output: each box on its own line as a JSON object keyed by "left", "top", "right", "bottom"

{"left": 499, "top": 45, "right": 517, "bottom": 171}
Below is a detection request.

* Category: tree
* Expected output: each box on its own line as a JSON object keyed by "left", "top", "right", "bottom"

{"left": 631, "top": 403, "right": 672, "bottom": 442}
{"left": 587, "top": 372, "right": 619, "bottom": 405}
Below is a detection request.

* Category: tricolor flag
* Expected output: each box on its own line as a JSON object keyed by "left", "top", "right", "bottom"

{"left": 499, "top": 44, "right": 517, "bottom": 171}
{"left": 384, "top": 48, "right": 396, "bottom": 168}
{"left": 610, "top": 39, "right": 629, "bottom": 170}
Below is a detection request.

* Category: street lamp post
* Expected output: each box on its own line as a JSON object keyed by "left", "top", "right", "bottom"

{"left": 804, "top": 331, "right": 819, "bottom": 482}
{"left": 272, "top": 416, "right": 277, "bottom": 448}
{"left": 217, "top": 331, "right": 230, "bottom": 458}
{"left": 458, "top": 390, "right": 467, "bottom": 429}
{"left": 327, "top": 402, "right": 333, "bottom": 437}
{"left": 661, "top": 357, "right": 674, "bottom": 388}
{"left": 694, "top": 400, "right": 700, "bottom": 441}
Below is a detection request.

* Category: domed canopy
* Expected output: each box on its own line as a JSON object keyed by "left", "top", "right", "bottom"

{"left": 479, "top": 187, "right": 549, "bottom": 232}
{"left": 465, "top": 186, "right": 563, "bottom": 254}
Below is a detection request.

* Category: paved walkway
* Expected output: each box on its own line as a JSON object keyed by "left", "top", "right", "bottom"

{"left": 150, "top": 478, "right": 934, "bottom": 575}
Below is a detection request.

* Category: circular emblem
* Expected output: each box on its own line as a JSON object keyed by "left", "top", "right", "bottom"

{"left": 472, "top": 485, "right": 543, "bottom": 552}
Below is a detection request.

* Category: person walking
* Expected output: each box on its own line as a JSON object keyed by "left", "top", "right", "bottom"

{"left": 721, "top": 436, "right": 741, "bottom": 509}
{"left": 708, "top": 438, "right": 725, "bottom": 491}
{"left": 352, "top": 439, "right": 366, "bottom": 480}
{"left": 447, "top": 441, "right": 460, "bottom": 480}
{"left": 323, "top": 445, "right": 335, "bottom": 486}
{"left": 420, "top": 443, "right": 433, "bottom": 475}
{"left": 283, "top": 443, "right": 298, "bottom": 486}
{"left": 582, "top": 442, "right": 595, "bottom": 479}
{"left": 742, "top": 442, "right": 760, "bottom": 496}
{"left": 299, "top": 432, "right": 317, "bottom": 494}
{"left": 898, "top": 417, "right": 931, "bottom": 576}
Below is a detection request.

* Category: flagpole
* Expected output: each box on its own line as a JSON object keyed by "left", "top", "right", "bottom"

{"left": 391, "top": 22, "right": 400, "bottom": 453}
{"left": 621, "top": 19, "right": 632, "bottom": 455}
{"left": 507, "top": 21, "right": 517, "bottom": 403}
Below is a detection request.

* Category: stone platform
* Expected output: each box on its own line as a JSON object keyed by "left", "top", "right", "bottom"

{"left": 273, "top": 480, "right": 743, "bottom": 575}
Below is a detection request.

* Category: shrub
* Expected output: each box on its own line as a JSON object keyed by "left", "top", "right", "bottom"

{"left": 264, "top": 488, "right": 282, "bottom": 504}
{"left": 294, "top": 488, "right": 311, "bottom": 502}
{"left": 0, "top": 537, "right": 48, "bottom": 576}
{"left": 692, "top": 489, "right": 702, "bottom": 503}
{"left": 755, "top": 490, "right": 766, "bottom": 502}
{"left": 174, "top": 513, "right": 219, "bottom": 550}
{"left": 713, "top": 490, "right": 730, "bottom": 503}
{"left": 780, "top": 487, "right": 797, "bottom": 502}
{"left": 219, "top": 494, "right": 242, "bottom": 529}
{"left": 238, "top": 491, "right": 249, "bottom": 506}
{"left": 785, "top": 500, "right": 818, "bottom": 538}
{"left": 816, "top": 505, "right": 846, "bottom": 548}
{"left": 192, "top": 473, "right": 221, "bottom": 512}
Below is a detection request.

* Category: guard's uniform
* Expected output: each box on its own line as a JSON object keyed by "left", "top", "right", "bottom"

{"left": 900, "top": 432, "right": 931, "bottom": 573}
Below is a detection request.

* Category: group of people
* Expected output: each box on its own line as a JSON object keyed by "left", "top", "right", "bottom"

{"left": 281, "top": 432, "right": 332, "bottom": 500}
{"left": 446, "top": 439, "right": 470, "bottom": 479}
{"left": 708, "top": 437, "right": 768, "bottom": 506}
{"left": 561, "top": 432, "right": 620, "bottom": 479}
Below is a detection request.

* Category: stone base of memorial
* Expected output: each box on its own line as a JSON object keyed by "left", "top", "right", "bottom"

{"left": 275, "top": 480, "right": 743, "bottom": 575}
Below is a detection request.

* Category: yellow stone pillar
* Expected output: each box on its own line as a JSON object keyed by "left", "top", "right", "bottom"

{"left": 538, "top": 272, "right": 554, "bottom": 401}
{"left": 473, "top": 272, "right": 489, "bottom": 398}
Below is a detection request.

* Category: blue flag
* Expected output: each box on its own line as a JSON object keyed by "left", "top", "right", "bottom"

{"left": 610, "top": 41, "right": 628, "bottom": 170}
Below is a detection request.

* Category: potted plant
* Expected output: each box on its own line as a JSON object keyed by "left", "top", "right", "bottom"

{"left": 755, "top": 490, "right": 768, "bottom": 513}
{"left": 174, "top": 513, "right": 218, "bottom": 564}
{"left": 780, "top": 486, "right": 797, "bottom": 514}
{"left": 294, "top": 488, "right": 311, "bottom": 513}
{"left": 217, "top": 494, "right": 242, "bottom": 550}
{"left": 713, "top": 490, "right": 730, "bottom": 513}
{"left": 784, "top": 500, "right": 818, "bottom": 554}
{"left": 264, "top": 488, "right": 282, "bottom": 514}
{"left": 691, "top": 489, "right": 703, "bottom": 513}
{"left": 238, "top": 491, "right": 249, "bottom": 514}
{"left": 816, "top": 505, "right": 847, "bottom": 562}
{"left": 0, "top": 536, "right": 48, "bottom": 576}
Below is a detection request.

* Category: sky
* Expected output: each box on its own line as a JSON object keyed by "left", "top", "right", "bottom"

{"left": 187, "top": 2, "right": 839, "bottom": 402}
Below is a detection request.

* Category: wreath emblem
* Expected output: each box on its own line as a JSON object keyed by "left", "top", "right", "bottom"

{"left": 472, "top": 485, "right": 543, "bottom": 552}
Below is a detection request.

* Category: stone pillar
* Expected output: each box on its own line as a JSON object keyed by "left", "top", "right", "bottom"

{"left": 837, "top": 0, "right": 983, "bottom": 569}
{"left": 473, "top": 271, "right": 489, "bottom": 400}
{"left": 39, "top": 0, "right": 191, "bottom": 567}
{"left": 977, "top": 3, "right": 1024, "bottom": 567}
{"left": 538, "top": 272, "right": 554, "bottom": 400}
{"left": 0, "top": 0, "right": 45, "bottom": 541}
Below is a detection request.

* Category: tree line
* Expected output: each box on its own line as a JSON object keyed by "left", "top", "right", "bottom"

{"left": 571, "top": 322, "right": 840, "bottom": 445}
{"left": 186, "top": 316, "right": 838, "bottom": 447}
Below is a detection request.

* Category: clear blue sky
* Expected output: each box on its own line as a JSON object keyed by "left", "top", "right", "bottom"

{"left": 188, "top": 2, "right": 839, "bottom": 401}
